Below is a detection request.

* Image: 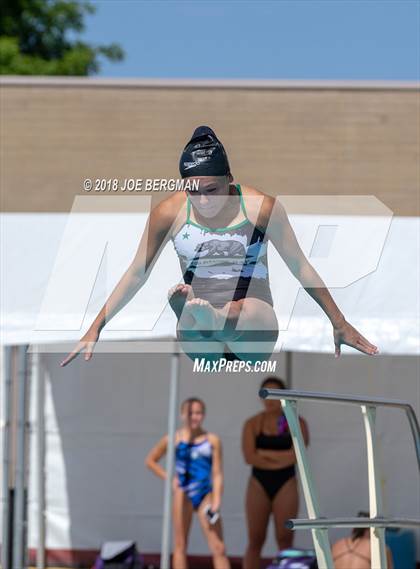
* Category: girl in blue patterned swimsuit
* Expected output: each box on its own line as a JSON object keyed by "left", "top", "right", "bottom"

{"left": 145, "top": 397, "right": 230, "bottom": 569}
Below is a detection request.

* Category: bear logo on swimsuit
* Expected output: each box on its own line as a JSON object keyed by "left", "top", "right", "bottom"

{"left": 195, "top": 239, "right": 246, "bottom": 257}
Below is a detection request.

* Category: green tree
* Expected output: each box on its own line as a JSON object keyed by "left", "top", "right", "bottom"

{"left": 0, "top": 0, "right": 124, "bottom": 75}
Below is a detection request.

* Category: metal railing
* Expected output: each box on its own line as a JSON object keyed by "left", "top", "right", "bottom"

{"left": 259, "top": 388, "right": 420, "bottom": 569}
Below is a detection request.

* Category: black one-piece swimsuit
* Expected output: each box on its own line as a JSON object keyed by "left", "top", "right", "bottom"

{"left": 252, "top": 423, "right": 296, "bottom": 501}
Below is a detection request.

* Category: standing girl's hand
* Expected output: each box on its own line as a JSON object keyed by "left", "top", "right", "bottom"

{"left": 60, "top": 327, "right": 100, "bottom": 367}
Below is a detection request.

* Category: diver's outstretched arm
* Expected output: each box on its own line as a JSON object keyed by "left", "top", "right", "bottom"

{"left": 267, "top": 198, "right": 378, "bottom": 357}
{"left": 60, "top": 196, "right": 180, "bottom": 366}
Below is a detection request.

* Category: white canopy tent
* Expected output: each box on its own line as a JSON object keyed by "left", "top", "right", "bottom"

{"left": 1, "top": 197, "right": 418, "bottom": 352}
{"left": 1, "top": 209, "right": 419, "bottom": 567}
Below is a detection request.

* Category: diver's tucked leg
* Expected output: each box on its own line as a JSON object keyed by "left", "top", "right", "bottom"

{"left": 168, "top": 284, "right": 196, "bottom": 329}
{"left": 183, "top": 298, "right": 227, "bottom": 338}
{"left": 176, "top": 325, "right": 227, "bottom": 364}
{"left": 173, "top": 295, "right": 278, "bottom": 362}
{"left": 224, "top": 298, "right": 279, "bottom": 362}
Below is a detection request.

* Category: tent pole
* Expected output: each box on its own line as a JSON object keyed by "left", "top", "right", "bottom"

{"left": 33, "top": 349, "right": 46, "bottom": 569}
{"left": 1, "top": 346, "right": 13, "bottom": 569}
{"left": 13, "top": 345, "right": 30, "bottom": 569}
{"left": 285, "top": 351, "right": 293, "bottom": 388}
{"left": 160, "top": 351, "right": 180, "bottom": 569}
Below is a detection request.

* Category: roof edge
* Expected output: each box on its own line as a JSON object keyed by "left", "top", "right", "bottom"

{"left": 1, "top": 76, "right": 419, "bottom": 91}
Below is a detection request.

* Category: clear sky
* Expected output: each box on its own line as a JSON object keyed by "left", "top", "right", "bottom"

{"left": 84, "top": 0, "right": 420, "bottom": 80}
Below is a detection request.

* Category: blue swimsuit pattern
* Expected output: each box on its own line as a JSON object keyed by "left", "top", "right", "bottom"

{"left": 175, "top": 438, "right": 213, "bottom": 509}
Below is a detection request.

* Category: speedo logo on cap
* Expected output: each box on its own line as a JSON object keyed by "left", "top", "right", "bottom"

{"left": 192, "top": 148, "right": 215, "bottom": 158}
{"left": 183, "top": 159, "right": 209, "bottom": 170}
{"left": 183, "top": 151, "right": 212, "bottom": 170}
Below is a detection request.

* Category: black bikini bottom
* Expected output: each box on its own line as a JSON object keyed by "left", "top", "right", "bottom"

{"left": 252, "top": 465, "right": 296, "bottom": 501}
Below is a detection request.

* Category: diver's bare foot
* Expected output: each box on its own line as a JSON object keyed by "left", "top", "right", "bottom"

{"left": 168, "top": 284, "right": 194, "bottom": 319}
{"left": 184, "top": 298, "right": 225, "bottom": 338}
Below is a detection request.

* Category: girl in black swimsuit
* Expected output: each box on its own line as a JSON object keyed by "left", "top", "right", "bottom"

{"left": 242, "top": 377, "right": 309, "bottom": 569}
{"left": 252, "top": 415, "right": 296, "bottom": 501}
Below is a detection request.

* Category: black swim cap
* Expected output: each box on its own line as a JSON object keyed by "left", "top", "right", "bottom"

{"left": 179, "top": 126, "right": 231, "bottom": 178}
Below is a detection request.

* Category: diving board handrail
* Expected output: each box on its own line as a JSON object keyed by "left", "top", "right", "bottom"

{"left": 286, "top": 517, "right": 420, "bottom": 530}
{"left": 258, "top": 388, "right": 420, "bottom": 569}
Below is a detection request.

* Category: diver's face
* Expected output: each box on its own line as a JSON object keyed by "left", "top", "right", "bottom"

{"left": 186, "top": 176, "right": 231, "bottom": 218}
{"left": 262, "top": 382, "right": 283, "bottom": 413}
{"left": 181, "top": 401, "right": 205, "bottom": 430}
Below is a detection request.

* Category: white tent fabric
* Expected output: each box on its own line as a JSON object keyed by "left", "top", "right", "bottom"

{"left": 1, "top": 213, "right": 419, "bottom": 354}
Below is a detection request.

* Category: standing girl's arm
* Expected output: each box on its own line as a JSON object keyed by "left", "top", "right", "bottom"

{"left": 242, "top": 417, "right": 295, "bottom": 469}
{"left": 299, "top": 417, "right": 310, "bottom": 446}
{"left": 145, "top": 435, "right": 169, "bottom": 480}
{"left": 260, "top": 416, "right": 309, "bottom": 466}
{"left": 210, "top": 434, "right": 224, "bottom": 512}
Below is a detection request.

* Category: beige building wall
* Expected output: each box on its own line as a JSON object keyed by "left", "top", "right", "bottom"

{"left": 1, "top": 78, "right": 419, "bottom": 214}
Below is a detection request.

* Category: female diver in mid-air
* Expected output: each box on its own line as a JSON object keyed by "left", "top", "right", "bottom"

{"left": 61, "top": 126, "right": 378, "bottom": 367}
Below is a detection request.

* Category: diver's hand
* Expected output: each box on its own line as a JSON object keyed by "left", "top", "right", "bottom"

{"left": 60, "top": 328, "right": 100, "bottom": 367}
{"left": 333, "top": 320, "right": 379, "bottom": 357}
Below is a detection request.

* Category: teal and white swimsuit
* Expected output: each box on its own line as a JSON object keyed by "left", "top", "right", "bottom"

{"left": 172, "top": 184, "right": 273, "bottom": 309}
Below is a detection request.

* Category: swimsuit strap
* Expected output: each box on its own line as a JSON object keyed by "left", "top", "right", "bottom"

{"left": 189, "top": 436, "right": 209, "bottom": 447}
{"left": 352, "top": 551, "right": 372, "bottom": 563}
{"left": 332, "top": 551, "right": 346, "bottom": 561}
{"left": 333, "top": 539, "right": 370, "bottom": 562}
{"left": 186, "top": 193, "right": 191, "bottom": 224}
{"left": 177, "top": 434, "right": 209, "bottom": 446}
{"left": 186, "top": 183, "right": 247, "bottom": 224}
{"left": 257, "top": 413, "right": 265, "bottom": 435}
{"left": 236, "top": 184, "right": 248, "bottom": 218}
